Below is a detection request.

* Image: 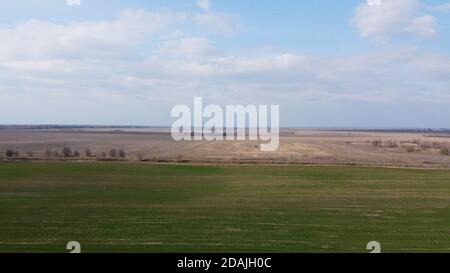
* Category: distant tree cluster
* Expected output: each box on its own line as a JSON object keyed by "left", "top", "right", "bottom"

{"left": 85, "top": 148, "right": 93, "bottom": 157}
{"left": 41, "top": 147, "right": 126, "bottom": 159}
{"left": 1, "top": 147, "right": 129, "bottom": 161}
{"left": 62, "top": 147, "right": 75, "bottom": 158}
{"left": 371, "top": 139, "right": 450, "bottom": 155}
{"left": 0, "top": 149, "right": 20, "bottom": 160}
{"left": 5, "top": 149, "right": 20, "bottom": 158}
{"left": 45, "top": 149, "right": 60, "bottom": 157}
{"left": 371, "top": 139, "right": 398, "bottom": 148}
{"left": 107, "top": 149, "right": 126, "bottom": 158}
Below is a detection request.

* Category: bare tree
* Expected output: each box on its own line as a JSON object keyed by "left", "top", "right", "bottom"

{"left": 5, "top": 150, "right": 13, "bottom": 158}
{"left": 62, "top": 147, "right": 72, "bottom": 158}
{"left": 45, "top": 149, "right": 53, "bottom": 157}
{"left": 5, "top": 149, "right": 19, "bottom": 158}
{"left": 73, "top": 150, "right": 80, "bottom": 157}
{"left": 441, "top": 145, "right": 449, "bottom": 156}
{"left": 85, "top": 148, "right": 92, "bottom": 157}
{"left": 109, "top": 149, "right": 118, "bottom": 158}
{"left": 177, "top": 154, "right": 183, "bottom": 163}
{"left": 118, "top": 149, "right": 126, "bottom": 158}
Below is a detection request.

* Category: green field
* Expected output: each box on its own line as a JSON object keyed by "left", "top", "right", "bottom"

{"left": 1, "top": 162, "right": 450, "bottom": 253}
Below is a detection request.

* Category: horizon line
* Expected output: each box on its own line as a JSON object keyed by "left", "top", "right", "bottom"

{"left": 1, "top": 124, "right": 450, "bottom": 131}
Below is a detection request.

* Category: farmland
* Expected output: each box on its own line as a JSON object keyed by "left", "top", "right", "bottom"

{"left": 2, "top": 128, "right": 450, "bottom": 168}
{"left": 1, "top": 162, "right": 450, "bottom": 253}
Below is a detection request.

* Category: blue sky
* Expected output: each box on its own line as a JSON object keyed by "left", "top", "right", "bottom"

{"left": 0, "top": 0, "right": 450, "bottom": 127}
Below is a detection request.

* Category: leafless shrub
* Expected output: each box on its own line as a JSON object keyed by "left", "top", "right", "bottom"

{"left": 433, "top": 142, "right": 444, "bottom": 149}
{"left": 45, "top": 149, "right": 53, "bottom": 157}
{"left": 420, "top": 141, "right": 433, "bottom": 149}
{"left": 372, "top": 139, "right": 383, "bottom": 147}
{"left": 401, "top": 139, "right": 421, "bottom": 145}
{"left": 404, "top": 146, "right": 416, "bottom": 153}
{"left": 73, "top": 150, "right": 80, "bottom": 157}
{"left": 385, "top": 140, "right": 398, "bottom": 148}
{"left": 26, "top": 151, "right": 34, "bottom": 157}
{"left": 417, "top": 141, "right": 450, "bottom": 151}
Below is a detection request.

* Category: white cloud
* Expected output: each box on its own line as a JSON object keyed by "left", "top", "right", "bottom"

{"left": 196, "top": 0, "right": 212, "bottom": 12}
{"left": 1, "top": 17, "right": 449, "bottom": 107}
{"left": 0, "top": 9, "right": 237, "bottom": 62}
{"left": 194, "top": 13, "right": 237, "bottom": 35}
{"left": 3, "top": 38, "right": 449, "bottom": 108}
{"left": 0, "top": 10, "right": 182, "bottom": 61}
{"left": 353, "top": 0, "right": 437, "bottom": 38}
{"left": 158, "top": 37, "right": 215, "bottom": 58}
{"left": 0, "top": 6, "right": 449, "bottom": 126}
{"left": 407, "top": 15, "right": 437, "bottom": 37}
{"left": 0, "top": 8, "right": 240, "bottom": 109}
{"left": 66, "top": 0, "right": 81, "bottom": 6}
{"left": 430, "top": 2, "right": 450, "bottom": 12}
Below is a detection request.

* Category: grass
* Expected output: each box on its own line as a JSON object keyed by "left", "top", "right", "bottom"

{"left": 1, "top": 162, "right": 450, "bottom": 253}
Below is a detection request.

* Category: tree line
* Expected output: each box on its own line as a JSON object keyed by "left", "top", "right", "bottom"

{"left": 1, "top": 147, "right": 126, "bottom": 159}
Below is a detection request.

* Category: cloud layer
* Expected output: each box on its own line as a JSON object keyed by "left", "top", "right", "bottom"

{"left": 0, "top": 1, "right": 449, "bottom": 126}
{"left": 353, "top": 0, "right": 438, "bottom": 38}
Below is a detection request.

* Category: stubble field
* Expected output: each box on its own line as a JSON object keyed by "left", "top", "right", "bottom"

{"left": 2, "top": 128, "right": 450, "bottom": 167}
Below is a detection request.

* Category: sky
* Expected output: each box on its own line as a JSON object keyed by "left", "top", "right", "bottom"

{"left": 0, "top": 0, "right": 449, "bottom": 128}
